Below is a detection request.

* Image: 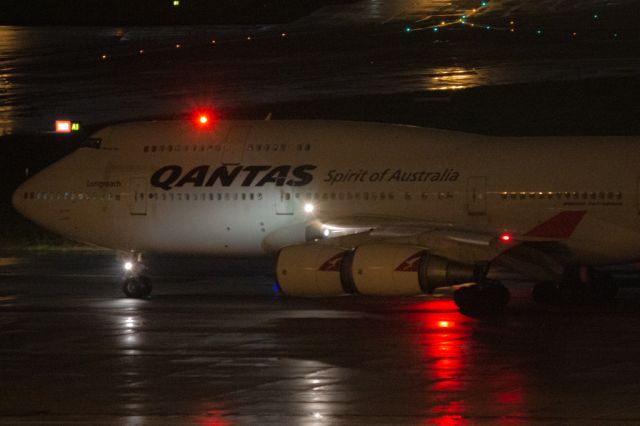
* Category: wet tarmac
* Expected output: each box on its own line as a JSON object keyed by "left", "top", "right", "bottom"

{"left": 3, "top": 253, "right": 640, "bottom": 424}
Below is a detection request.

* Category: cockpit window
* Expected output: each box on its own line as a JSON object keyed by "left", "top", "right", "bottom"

{"left": 81, "top": 138, "right": 102, "bottom": 149}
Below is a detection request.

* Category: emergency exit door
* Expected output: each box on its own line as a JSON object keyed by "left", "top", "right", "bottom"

{"left": 467, "top": 176, "right": 487, "bottom": 215}
{"left": 275, "top": 191, "right": 294, "bottom": 215}
{"left": 129, "top": 177, "right": 148, "bottom": 215}
{"left": 222, "top": 126, "right": 251, "bottom": 165}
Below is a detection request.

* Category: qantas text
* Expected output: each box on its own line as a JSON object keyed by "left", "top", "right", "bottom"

{"left": 150, "top": 164, "right": 317, "bottom": 190}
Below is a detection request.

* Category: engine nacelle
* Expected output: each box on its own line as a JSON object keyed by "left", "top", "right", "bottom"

{"left": 351, "top": 244, "right": 478, "bottom": 296}
{"left": 275, "top": 244, "right": 354, "bottom": 296}
{"left": 275, "top": 243, "right": 480, "bottom": 297}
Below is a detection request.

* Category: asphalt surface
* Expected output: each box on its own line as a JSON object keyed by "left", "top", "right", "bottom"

{"left": 2, "top": 252, "right": 640, "bottom": 424}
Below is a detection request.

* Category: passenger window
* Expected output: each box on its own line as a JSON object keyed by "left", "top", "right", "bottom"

{"left": 81, "top": 138, "right": 102, "bottom": 149}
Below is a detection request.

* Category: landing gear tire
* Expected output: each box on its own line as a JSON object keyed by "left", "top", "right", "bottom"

{"left": 122, "top": 275, "right": 152, "bottom": 299}
{"left": 533, "top": 270, "right": 619, "bottom": 305}
{"left": 532, "top": 281, "right": 562, "bottom": 305}
{"left": 587, "top": 271, "right": 618, "bottom": 302}
{"left": 454, "top": 281, "right": 510, "bottom": 314}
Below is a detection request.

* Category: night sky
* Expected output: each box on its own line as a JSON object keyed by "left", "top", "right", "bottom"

{"left": 1, "top": 0, "right": 358, "bottom": 25}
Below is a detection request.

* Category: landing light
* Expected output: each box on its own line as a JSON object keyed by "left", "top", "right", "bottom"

{"left": 304, "top": 203, "right": 315, "bottom": 213}
{"left": 124, "top": 261, "right": 134, "bottom": 271}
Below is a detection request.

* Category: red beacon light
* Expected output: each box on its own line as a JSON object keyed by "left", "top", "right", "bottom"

{"left": 191, "top": 110, "right": 217, "bottom": 130}
{"left": 499, "top": 232, "right": 513, "bottom": 243}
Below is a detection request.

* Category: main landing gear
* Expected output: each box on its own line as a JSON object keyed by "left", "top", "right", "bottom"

{"left": 532, "top": 266, "right": 618, "bottom": 305}
{"left": 453, "top": 279, "right": 510, "bottom": 314}
{"left": 120, "top": 253, "right": 152, "bottom": 299}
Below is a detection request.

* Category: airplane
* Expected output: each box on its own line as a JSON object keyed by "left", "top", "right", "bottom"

{"left": 11, "top": 115, "right": 637, "bottom": 312}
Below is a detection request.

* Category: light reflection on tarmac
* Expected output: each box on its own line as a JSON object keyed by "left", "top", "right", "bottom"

{"left": 2, "top": 253, "right": 640, "bottom": 424}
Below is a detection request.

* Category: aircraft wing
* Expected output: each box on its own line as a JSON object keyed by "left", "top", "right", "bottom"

{"left": 321, "top": 212, "right": 584, "bottom": 282}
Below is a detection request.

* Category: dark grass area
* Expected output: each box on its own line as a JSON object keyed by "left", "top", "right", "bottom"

{"left": 2, "top": 76, "right": 639, "bottom": 248}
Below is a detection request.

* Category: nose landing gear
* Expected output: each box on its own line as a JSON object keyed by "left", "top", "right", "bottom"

{"left": 120, "top": 253, "right": 152, "bottom": 299}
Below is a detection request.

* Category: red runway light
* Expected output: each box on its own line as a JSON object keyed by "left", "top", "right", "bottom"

{"left": 437, "top": 320, "right": 454, "bottom": 328}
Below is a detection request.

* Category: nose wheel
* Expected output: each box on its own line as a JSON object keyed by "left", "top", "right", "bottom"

{"left": 122, "top": 275, "right": 152, "bottom": 299}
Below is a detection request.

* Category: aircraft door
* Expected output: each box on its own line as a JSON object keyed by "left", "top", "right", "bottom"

{"left": 637, "top": 177, "right": 640, "bottom": 214}
{"left": 467, "top": 176, "right": 486, "bottom": 215}
{"left": 129, "top": 177, "right": 148, "bottom": 215}
{"left": 222, "top": 126, "right": 251, "bottom": 165}
{"left": 275, "top": 191, "right": 294, "bottom": 215}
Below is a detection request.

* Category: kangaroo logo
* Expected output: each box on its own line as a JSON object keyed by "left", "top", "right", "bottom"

{"left": 394, "top": 251, "right": 425, "bottom": 272}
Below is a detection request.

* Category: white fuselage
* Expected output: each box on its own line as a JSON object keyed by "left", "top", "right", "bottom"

{"left": 12, "top": 120, "right": 640, "bottom": 266}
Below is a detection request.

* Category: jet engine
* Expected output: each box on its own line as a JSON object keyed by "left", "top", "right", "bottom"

{"left": 275, "top": 243, "right": 480, "bottom": 297}
{"left": 351, "top": 244, "right": 478, "bottom": 295}
{"left": 275, "top": 244, "right": 354, "bottom": 296}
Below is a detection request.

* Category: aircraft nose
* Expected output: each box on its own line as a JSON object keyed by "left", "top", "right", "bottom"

{"left": 12, "top": 183, "right": 27, "bottom": 216}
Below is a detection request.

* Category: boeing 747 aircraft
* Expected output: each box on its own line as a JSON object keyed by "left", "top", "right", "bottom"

{"left": 12, "top": 118, "right": 636, "bottom": 312}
